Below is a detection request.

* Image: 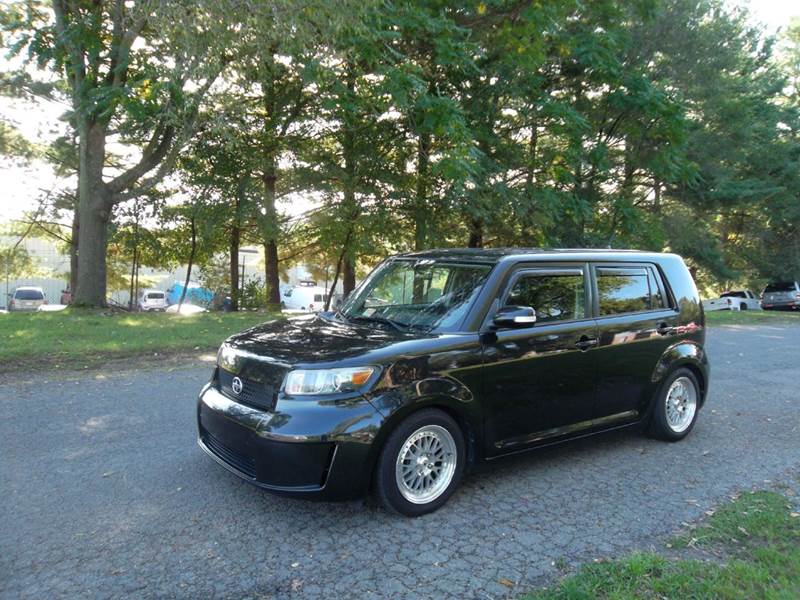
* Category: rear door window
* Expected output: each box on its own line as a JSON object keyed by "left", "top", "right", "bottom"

{"left": 596, "top": 266, "right": 665, "bottom": 315}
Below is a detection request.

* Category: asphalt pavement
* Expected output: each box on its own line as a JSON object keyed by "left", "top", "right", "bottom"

{"left": 2, "top": 323, "right": 799, "bottom": 599}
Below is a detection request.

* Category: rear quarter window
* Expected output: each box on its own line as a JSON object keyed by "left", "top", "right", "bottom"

{"left": 596, "top": 266, "right": 665, "bottom": 316}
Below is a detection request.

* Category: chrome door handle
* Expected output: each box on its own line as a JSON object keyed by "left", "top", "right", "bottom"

{"left": 657, "top": 322, "right": 673, "bottom": 336}
{"left": 575, "top": 336, "right": 598, "bottom": 351}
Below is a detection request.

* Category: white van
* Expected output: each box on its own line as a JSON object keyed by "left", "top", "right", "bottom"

{"left": 282, "top": 283, "right": 329, "bottom": 312}
{"left": 9, "top": 286, "right": 47, "bottom": 312}
{"left": 137, "top": 289, "right": 167, "bottom": 312}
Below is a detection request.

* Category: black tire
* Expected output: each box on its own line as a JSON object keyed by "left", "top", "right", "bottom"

{"left": 374, "top": 408, "right": 465, "bottom": 517}
{"left": 740, "top": 303, "right": 747, "bottom": 310}
{"left": 649, "top": 368, "right": 701, "bottom": 442}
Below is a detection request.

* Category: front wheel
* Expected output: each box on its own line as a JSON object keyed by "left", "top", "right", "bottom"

{"left": 649, "top": 368, "right": 701, "bottom": 441}
{"left": 374, "top": 408, "right": 465, "bottom": 517}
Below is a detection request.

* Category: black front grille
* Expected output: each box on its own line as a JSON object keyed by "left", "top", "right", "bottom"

{"left": 203, "top": 432, "right": 256, "bottom": 478}
{"left": 218, "top": 369, "right": 277, "bottom": 412}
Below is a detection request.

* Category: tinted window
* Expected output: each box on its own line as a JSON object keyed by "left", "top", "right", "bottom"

{"left": 765, "top": 282, "right": 797, "bottom": 293}
{"left": 721, "top": 291, "right": 746, "bottom": 298}
{"left": 14, "top": 289, "right": 44, "bottom": 300}
{"left": 647, "top": 268, "right": 666, "bottom": 308}
{"left": 505, "top": 272, "right": 585, "bottom": 324}
{"left": 597, "top": 267, "right": 662, "bottom": 315}
{"left": 146, "top": 293, "right": 164, "bottom": 300}
{"left": 342, "top": 260, "right": 491, "bottom": 331}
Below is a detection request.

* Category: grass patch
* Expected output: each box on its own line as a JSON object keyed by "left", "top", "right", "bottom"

{"left": 0, "top": 308, "right": 279, "bottom": 372}
{"left": 525, "top": 491, "right": 800, "bottom": 599}
{"left": 705, "top": 309, "right": 799, "bottom": 326}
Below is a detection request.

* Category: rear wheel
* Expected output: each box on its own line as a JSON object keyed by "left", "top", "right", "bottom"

{"left": 740, "top": 302, "right": 747, "bottom": 310}
{"left": 650, "top": 368, "right": 700, "bottom": 441}
{"left": 374, "top": 408, "right": 465, "bottom": 517}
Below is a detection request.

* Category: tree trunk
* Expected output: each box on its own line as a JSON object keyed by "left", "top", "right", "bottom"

{"left": 230, "top": 221, "right": 240, "bottom": 312}
{"left": 467, "top": 218, "right": 484, "bottom": 248}
{"left": 414, "top": 132, "right": 431, "bottom": 251}
{"left": 264, "top": 239, "right": 279, "bottom": 306}
{"left": 179, "top": 215, "right": 197, "bottom": 311}
{"left": 128, "top": 245, "right": 137, "bottom": 310}
{"left": 261, "top": 150, "right": 280, "bottom": 307}
{"left": 339, "top": 64, "right": 358, "bottom": 305}
{"left": 74, "top": 120, "right": 111, "bottom": 306}
{"left": 325, "top": 227, "right": 352, "bottom": 312}
{"left": 128, "top": 204, "right": 140, "bottom": 310}
{"left": 525, "top": 118, "right": 538, "bottom": 189}
{"left": 69, "top": 206, "right": 79, "bottom": 301}
{"left": 653, "top": 178, "right": 661, "bottom": 213}
{"left": 343, "top": 257, "right": 356, "bottom": 297}
{"left": 134, "top": 254, "right": 140, "bottom": 308}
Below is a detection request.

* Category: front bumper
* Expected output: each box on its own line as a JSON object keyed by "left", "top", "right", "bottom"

{"left": 197, "top": 383, "right": 384, "bottom": 500}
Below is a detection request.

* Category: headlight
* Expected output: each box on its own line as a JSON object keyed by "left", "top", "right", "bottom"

{"left": 284, "top": 367, "right": 376, "bottom": 395}
{"left": 217, "top": 344, "right": 238, "bottom": 372}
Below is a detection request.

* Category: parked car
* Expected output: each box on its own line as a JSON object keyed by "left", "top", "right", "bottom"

{"left": 281, "top": 281, "right": 330, "bottom": 312}
{"left": 761, "top": 281, "right": 800, "bottom": 311}
{"left": 198, "top": 249, "right": 708, "bottom": 516}
{"left": 137, "top": 289, "right": 167, "bottom": 312}
{"left": 702, "top": 289, "right": 761, "bottom": 312}
{"left": 8, "top": 286, "right": 47, "bottom": 312}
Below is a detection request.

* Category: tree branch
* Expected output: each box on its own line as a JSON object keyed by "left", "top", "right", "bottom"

{"left": 51, "top": 0, "right": 86, "bottom": 96}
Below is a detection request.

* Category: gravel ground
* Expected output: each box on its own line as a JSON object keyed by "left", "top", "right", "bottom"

{"left": 2, "top": 323, "right": 799, "bottom": 599}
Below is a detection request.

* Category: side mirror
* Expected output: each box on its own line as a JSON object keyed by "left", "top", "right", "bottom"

{"left": 493, "top": 305, "right": 537, "bottom": 328}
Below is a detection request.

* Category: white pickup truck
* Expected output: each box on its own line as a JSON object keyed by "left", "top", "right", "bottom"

{"left": 702, "top": 290, "right": 761, "bottom": 312}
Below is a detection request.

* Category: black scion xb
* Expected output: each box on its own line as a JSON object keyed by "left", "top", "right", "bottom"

{"left": 197, "top": 249, "right": 709, "bottom": 516}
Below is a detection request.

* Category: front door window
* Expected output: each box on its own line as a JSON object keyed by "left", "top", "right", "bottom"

{"left": 505, "top": 272, "right": 586, "bottom": 323}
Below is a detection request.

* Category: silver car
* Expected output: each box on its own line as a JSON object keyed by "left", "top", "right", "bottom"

{"left": 761, "top": 281, "right": 800, "bottom": 310}
{"left": 9, "top": 286, "right": 47, "bottom": 312}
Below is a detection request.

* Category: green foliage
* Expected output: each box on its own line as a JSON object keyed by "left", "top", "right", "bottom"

{"left": 240, "top": 277, "right": 270, "bottom": 310}
{"left": 0, "top": 120, "right": 39, "bottom": 160}
{"left": 0, "top": 245, "right": 40, "bottom": 280}
{"left": 2, "top": 0, "right": 799, "bottom": 299}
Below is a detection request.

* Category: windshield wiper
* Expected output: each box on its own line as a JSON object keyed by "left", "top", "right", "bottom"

{"left": 347, "top": 314, "right": 408, "bottom": 331}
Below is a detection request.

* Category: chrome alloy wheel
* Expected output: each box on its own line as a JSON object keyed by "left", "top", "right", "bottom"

{"left": 665, "top": 376, "right": 697, "bottom": 433}
{"left": 395, "top": 424, "right": 457, "bottom": 505}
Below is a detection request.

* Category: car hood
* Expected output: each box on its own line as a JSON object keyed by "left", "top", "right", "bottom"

{"left": 223, "top": 313, "right": 435, "bottom": 367}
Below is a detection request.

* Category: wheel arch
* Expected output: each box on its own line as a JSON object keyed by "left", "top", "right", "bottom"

{"left": 650, "top": 340, "right": 709, "bottom": 406}
{"left": 365, "top": 394, "right": 480, "bottom": 490}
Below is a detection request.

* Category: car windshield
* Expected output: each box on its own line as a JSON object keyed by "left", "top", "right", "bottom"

{"left": 764, "top": 282, "right": 796, "bottom": 293}
{"left": 15, "top": 289, "right": 44, "bottom": 300}
{"left": 341, "top": 259, "right": 492, "bottom": 332}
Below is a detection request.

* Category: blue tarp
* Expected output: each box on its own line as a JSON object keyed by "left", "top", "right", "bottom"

{"left": 165, "top": 282, "right": 213, "bottom": 306}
